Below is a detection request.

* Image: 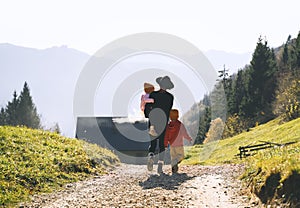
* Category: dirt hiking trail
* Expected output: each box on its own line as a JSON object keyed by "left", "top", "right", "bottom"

{"left": 20, "top": 164, "right": 260, "bottom": 208}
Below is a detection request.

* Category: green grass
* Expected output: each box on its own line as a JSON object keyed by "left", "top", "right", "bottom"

{"left": 0, "top": 126, "right": 120, "bottom": 207}
{"left": 183, "top": 117, "right": 300, "bottom": 205}
{"left": 183, "top": 117, "right": 300, "bottom": 166}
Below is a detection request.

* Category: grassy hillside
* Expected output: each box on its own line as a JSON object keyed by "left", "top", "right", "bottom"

{"left": 184, "top": 118, "right": 300, "bottom": 165}
{"left": 0, "top": 126, "right": 119, "bottom": 207}
{"left": 183, "top": 117, "right": 300, "bottom": 206}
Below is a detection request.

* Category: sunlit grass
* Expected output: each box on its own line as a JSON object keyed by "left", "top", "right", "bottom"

{"left": 0, "top": 126, "right": 119, "bottom": 207}
{"left": 182, "top": 117, "right": 300, "bottom": 204}
{"left": 183, "top": 117, "right": 300, "bottom": 167}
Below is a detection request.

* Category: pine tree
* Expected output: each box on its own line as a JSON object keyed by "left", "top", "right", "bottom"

{"left": 232, "top": 70, "right": 242, "bottom": 114}
{"left": 194, "top": 106, "right": 211, "bottom": 144}
{"left": 281, "top": 32, "right": 300, "bottom": 75}
{"left": 17, "top": 82, "right": 41, "bottom": 129}
{"left": 273, "top": 31, "right": 300, "bottom": 121}
{"left": 5, "top": 91, "right": 20, "bottom": 126}
{"left": 51, "top": 123, "right": 61, "bottom": 134}
{"left": 0, "top": 107, "right": 7, "bottom": 125}
{"left": 218, "top": 65, "right": 237, "bottom": 115}
{"left": 210, "top": 82, "right": 227, "bottom": 120}
{"left": 240, "top": 68, "right": 253, "bottom": 117}
{"left": 295, "top": 31, "right": 300, "bottom": 70}
{"left": 247, "top": 37, "right": 278, "bottom": 121}
{"left": 217, "top": 65, "right": 229, "bottom": 85}
{"left": 202, "top": 94, "right": 211, "bottom": 106}
{"left": 282, "top": 35, "right": 291, "bottom": 68}
{"left": 225, "top": 74, "right": 238, "bottom": 115}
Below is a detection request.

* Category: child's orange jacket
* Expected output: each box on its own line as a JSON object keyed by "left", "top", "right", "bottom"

{"left": 164, "top": 120, "right": 192, "bottom": 147}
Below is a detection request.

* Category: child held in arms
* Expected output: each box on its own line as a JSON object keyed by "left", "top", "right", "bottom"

{"left": 164, "top": 109, "right": 193, "bottom": 173}
{"left": 140, "top": 82, "right": 158, "bottom": 136}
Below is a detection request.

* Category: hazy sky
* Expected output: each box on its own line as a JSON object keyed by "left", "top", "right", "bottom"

{"left": 1, "top": 0, "right": 299, "bottom": 55}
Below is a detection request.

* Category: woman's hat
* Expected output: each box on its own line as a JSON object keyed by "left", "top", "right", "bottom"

{"left": 156, "top": 76, "right": 174, "bottom": 90}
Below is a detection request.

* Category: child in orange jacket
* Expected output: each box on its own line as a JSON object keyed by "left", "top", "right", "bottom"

{"left": 164, "top": 109, "right": 193, "bottom": 173}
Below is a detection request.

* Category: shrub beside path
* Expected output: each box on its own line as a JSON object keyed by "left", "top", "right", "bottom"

{"left": 20, "top": 164, "right": 259, "bottom": 207}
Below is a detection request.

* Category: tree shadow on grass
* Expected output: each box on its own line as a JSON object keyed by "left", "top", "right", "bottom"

{"left": 139, "top": 173, "right": 195, "bottom": 190}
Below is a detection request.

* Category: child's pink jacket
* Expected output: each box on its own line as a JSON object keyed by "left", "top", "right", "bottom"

{"left": 140, "top": 94, "right": 154, "bottom": 111}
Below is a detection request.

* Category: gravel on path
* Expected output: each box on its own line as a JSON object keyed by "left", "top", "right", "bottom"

{"left": 19, "top": 164, "right": 260, "bottom": 208}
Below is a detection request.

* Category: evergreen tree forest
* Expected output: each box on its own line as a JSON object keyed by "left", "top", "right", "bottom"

{"left": 0, "top": 82, "right": 41, "bottom": 129}
{"left": 194, "top": 32, "right": 300, "bottom": 144}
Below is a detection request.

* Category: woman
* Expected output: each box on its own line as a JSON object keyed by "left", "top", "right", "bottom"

{"left": 146, "top": 76, "right": 174, "bottom": 174}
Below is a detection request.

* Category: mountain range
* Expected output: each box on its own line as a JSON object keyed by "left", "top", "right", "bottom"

{"left": 0, "top": 43, "right": 251, "bottom": 137}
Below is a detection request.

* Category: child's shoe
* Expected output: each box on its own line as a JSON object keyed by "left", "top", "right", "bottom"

{"left": 147, "top": 153, "right": 154, "bottom": 171}
{"left": 172, "top": 163, "right": 178, "bottom": 174}
{"left": 157, "top": 161, "right": 164, "bottom": 174}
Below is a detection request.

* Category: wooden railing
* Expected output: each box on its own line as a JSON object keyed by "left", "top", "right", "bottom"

{"left": 237, "top": 140, "right": 297, "bottom": 159}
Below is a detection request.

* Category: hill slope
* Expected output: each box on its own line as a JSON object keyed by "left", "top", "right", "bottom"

{"left": 0, "top": 126, "right": 119, "bottom": 207}
{"left": 183, "top": 117, "right": 300, "bottom": 206}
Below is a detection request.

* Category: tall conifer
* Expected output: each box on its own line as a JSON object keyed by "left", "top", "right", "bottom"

{"left": 18, "top": 82, "right": 41, "bottom": 128}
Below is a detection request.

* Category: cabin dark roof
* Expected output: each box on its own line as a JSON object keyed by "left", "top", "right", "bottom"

{"left": 75, "top": 117, "right": 150, "bottom": 152}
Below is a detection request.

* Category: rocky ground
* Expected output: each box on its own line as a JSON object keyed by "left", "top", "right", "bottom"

{"left": 19, "top": 164, "right": 261, "bottom": 208}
